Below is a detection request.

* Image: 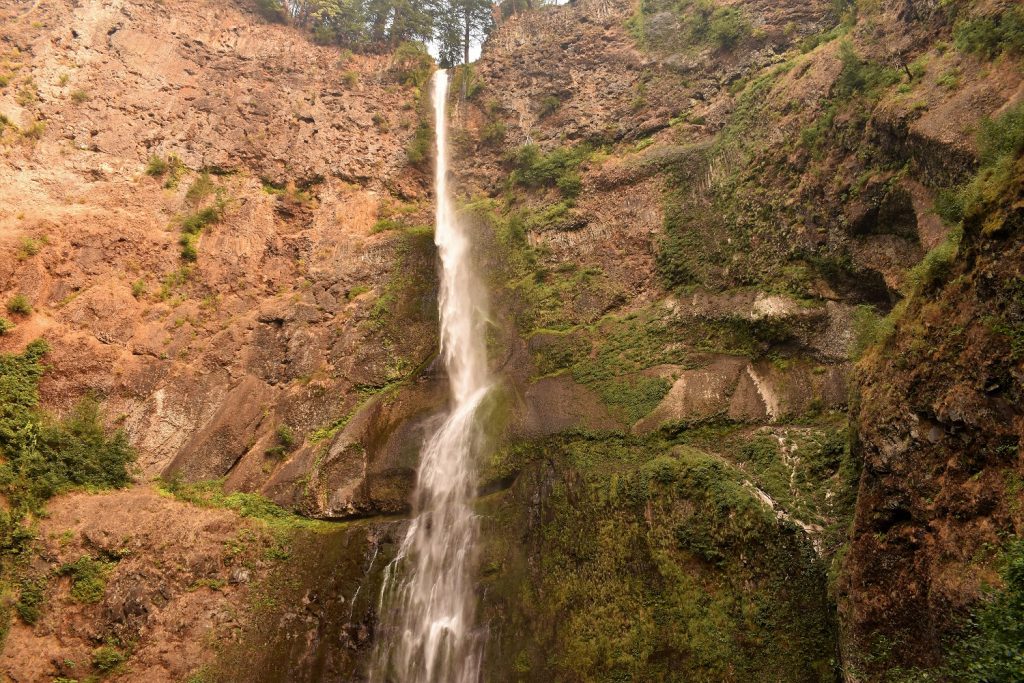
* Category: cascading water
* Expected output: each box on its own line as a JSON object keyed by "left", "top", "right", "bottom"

{"left": 369, "top": 69, "right": 489, "bottom": 683}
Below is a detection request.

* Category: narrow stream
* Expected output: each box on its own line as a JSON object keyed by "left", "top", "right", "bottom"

{"left": 369, "top": 69, "right": 490, "bottom": 683}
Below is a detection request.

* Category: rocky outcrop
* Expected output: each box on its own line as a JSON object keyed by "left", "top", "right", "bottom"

{"left": 0, "top": 0, "right": 436, "bottom": 517}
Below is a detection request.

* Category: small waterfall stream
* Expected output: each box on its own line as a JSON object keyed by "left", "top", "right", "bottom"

{"left": 369, "top": 69, "right": 490, "bottom": 683}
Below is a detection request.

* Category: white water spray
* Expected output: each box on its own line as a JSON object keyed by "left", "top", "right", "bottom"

{"left": 370, "top": 69, "right": 489, "bottom": 683}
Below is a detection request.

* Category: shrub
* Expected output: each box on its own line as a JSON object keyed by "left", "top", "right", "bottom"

{"left": 481, "top": 119, "right": 506, "bottom": 147}
{"left": 0, "top": 317, "right": 13, "bottom": 335}
{"left": 508, "top": 143, "right": 591, "bottom": 198}
{"left": 69, "top": 88, "right": 89, "bottom": 103}
{"left": 342, "top": 70, "right": 359, "bottom": 87}
{"left": 276, "top": 425, "right": 295, "bottom": 448}
{"left": 707, "top": 6, "right": 752, "bottom": 50}
{"left": 254, "top": 0, "right": 285, "bottom": 22}
{"left": 22, "top": 120, "right": 45, "bottom": 139}
{"left": 391, "top": 41, "right": 434, "bottom": 88}
{"left": 407, "top": 121, "right": 433, "bottom": 169}
{"left": 17, "top": 236, "right": 42, "bottom": 259}
{"left": 834, "top": 41, "right": 900, "bottom": 98}
{"left": 184, "top": 171, "right": 215, "bottom": 204}
{"left": 15, "top": 576, "right": 45, "bottom": 624}
{"left": 91, "top": 644, "right": 126, "bottom": 672}
{"left": 538, "top": 95, "right": 561, "bottom": 118}
{"left": 59, "top": 556, "right": 115, "bottom": 604}
{"left": 946, "top": 540, "right": 1024, "bottom": 682}
{"left": 954, "top": 7, "right": 1024, "bottom": 60}
{"left": 145, "top": 154, "right": 168, "bottom": 177}
{"left": 908, "top": 227, "right": 962, "bottom": 293}
{"left": 0, "top": 343, "right": 135, "bottom": 510}
{"left": 6, "top": 295, "right": 31, "bottom": 315}
{"left": 131, "top": 280, "right": 146, "bottom": 299}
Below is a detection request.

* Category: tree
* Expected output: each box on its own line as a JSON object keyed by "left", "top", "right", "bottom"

{"left": 435, "top": 0, "right": 493, "bottom": 67}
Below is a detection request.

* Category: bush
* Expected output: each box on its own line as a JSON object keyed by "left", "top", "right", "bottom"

{"left": 69, "top": 88, "right": 89, "bottom": 103}
{"left": 0, "top": 317, "right": 13, "bottom": 335}
{"left": 6, "top": 295, "right": 31, "bottom": 315}
{"left": 508, "top": 143, "right": 591, "bottom": 198}
{"left": 707, "top": 6, "right": 751, "bottom": 50}
{"left": 538, "top": 95, "right": 561, "bottom": 118}
{"left": 407, "top": 121, "right": 433, "bottom": 169}
{"left": 145, "top": 154, "right": 168, "bottom": 177}
{"left": 391, "top": 41, "right": 434, "bottom": 88}
{"left": 946, "top": 540, "right": 1024, "bottom": 682}
{"left": 0, "top": 341, "right": 135, "bottom": 512}
{"left": 184, "top": 172, "right": 215, "bottom": 204}
{"left": 954, "top": 7, "right": 1024, "bottom": 60}
{"left": 834, "top": 41, "right": 900, "bottom": 98}
{"left": 59, "top": 556, "right": 115, "bottom": 604}
{"left": 481, "top": 119, "right": 506, "bottom": 147}
{"left": 91, "top": 644, "right": 126, "bottom": 672}
{"left": 15, "top": 576, "right": 45, "bottom": 624}
{"left": 254, "top": 0, "right": 285, "bottom": 22}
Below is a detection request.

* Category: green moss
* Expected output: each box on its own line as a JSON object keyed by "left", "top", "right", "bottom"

{"left": 478, "top": 434, "right": 837, "bottom": 682}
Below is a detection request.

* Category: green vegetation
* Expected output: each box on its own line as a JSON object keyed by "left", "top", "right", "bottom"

{"left": 407, "top": 120, "right": 433, "bottom": 169}
{"left": 17, "top": 236, "right": 42, "bottom": 259}
{"left": 158, "top": 478, "right": 330, "bottom": 532}
{"left": 508, "top": 143, "right": 590, "bottom": 199}
{"left": 630, "top": 0, "right": 753, "bottom": 53}
{"left": 946, "top": 539, "right": 1024, "bottom": 682}
{"left": 0, "top": 317, "right": 13, "bottom": 336}
{"left": 954, "top": 6, "right": 1024, "bottom": 60}
{"left": 69, "top": 88, "right": 89, "bottom": 104}
{"left": 91, "top": 643, "right": 127, "bottom": 673}
{"left": 392, "top": 41, "right": 434, "bottom": 88}
{"left": 6, "top": 294, "right": 31, "bottom": 315}
{"left": 934, "top": 101, "right": 1024, "bottom": 236}
{"left": 178, "top": 198, "right": 225, "bottom": 262}
{"left": 58, "top": 556, "right": 115, "bottom": 604}
{"left": 14, "top": 574, "right": 45, "bottom": 624}
{"left": 478, "top": 434, "right": 836, "bottom": 682}
{"left": 538, "top": 95, "right": 561, "bottom": 118}
{"left": 266, "top": 425, "right": 296, "bottom": 458}
{"left": 145, "top": 154, "right": 168, "bottom": 177}
{"left": 145, "top": 153, "right": 185, "bottom": 188}
{"left": 0, "top": 340, "right": 135, "bottom": 524}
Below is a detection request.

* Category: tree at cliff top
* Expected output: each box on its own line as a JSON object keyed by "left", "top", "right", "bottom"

{"left": 256, "top": 0, "right": 494, "bottom": 64}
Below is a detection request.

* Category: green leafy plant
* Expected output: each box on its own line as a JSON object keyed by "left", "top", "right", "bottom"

{"left": 6, "top": 294, "right": 31, "bottom": 315}
{"left": 59, "top": 556, "right": 115, "bottom": 604}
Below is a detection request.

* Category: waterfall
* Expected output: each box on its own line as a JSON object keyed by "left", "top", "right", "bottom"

{"left": 369, "top": 69, "right": 489, "bottom": 683}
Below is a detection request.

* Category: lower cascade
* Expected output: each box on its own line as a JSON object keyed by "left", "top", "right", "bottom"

{"left": 370, "top": 69, "right": 490, "bottom": 683}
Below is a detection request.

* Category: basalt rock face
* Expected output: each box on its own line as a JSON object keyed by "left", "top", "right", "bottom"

{"left": 0, "top": 0, "right": 437, "bottom": 519}
{"left": 451, "top": 0, "right": 1023, "bottom": 679}
{"left": 839, "top": 165, "right": 1024, "bottom": 674}
{"left": 1, "top": 0, "right": 1023, "bottom": 680}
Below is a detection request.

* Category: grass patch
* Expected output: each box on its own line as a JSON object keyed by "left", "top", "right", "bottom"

{"left": 58, "top": 555, "right": 115, "bottom": 604}
{"left": 158, "top": 478, "right": 330, "bottom": 532}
